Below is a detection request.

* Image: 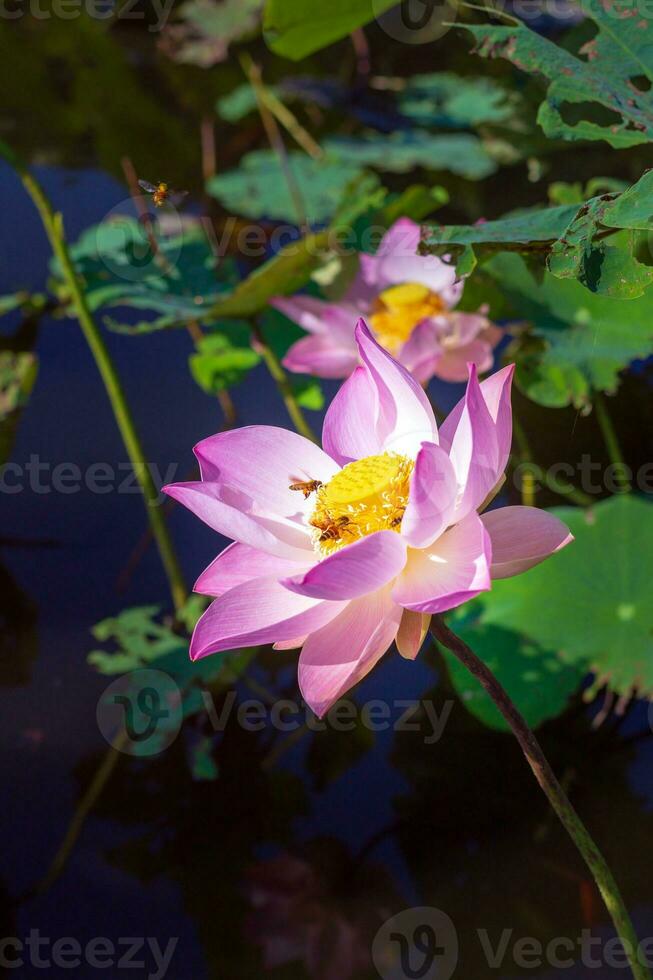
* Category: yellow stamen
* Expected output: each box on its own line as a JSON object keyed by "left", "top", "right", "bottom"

{"left": 369, "top": 281, "right": 446, "bottom": 355}
{"left": 309, "top": 453, "right": 414, "bottom": 555}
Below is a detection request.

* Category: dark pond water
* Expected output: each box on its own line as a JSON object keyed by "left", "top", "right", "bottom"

{"left": 1, "top": 167, "right": 653, "bottom": 979}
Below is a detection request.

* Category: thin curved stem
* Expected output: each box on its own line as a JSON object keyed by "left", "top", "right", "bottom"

{"left": 0, "top": 139, "right": 187, "bottom": 612}
{"left": 512, "top": 415, "right": 537, "bottom": 506}
{"left": 250, "top": 321, "right": 318, "bottom": 444}
{"left": 20, "top": 729, "right": 130, "bottom": 900}
{"left": 431, "top": 616, "right": 650, "bottom": 980}
{"left": 593, "top": 391, "right": 631, "bottom": 492}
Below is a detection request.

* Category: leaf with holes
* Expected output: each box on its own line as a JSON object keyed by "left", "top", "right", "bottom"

{"left": 488, "top": 253, "right": 653, "bottom": 407}
{"left": 475, "top": 497, "right": 653, "bottom": 698}
{"left": 466, "top": 7, "right": 653, "bottom": 148}
{"left": 420, "top": 203, "right": 579, "bottom": 273}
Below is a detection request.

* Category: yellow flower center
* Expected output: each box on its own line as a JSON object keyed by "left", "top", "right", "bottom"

{"left": 368, "top": 282, "right": 446, "bottom": 354}
{"left": 309, "top": 453, "right": 414, "bottom": 555}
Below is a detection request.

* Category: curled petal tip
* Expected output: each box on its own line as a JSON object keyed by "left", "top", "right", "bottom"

{"left": 354, "top": 316, "right": 373, "bottom": 342}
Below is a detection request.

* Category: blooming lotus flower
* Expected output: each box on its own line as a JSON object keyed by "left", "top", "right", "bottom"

{"left": 164, "top": 320, "right": 572, "bottom": 717}
{"left": 272, "top": 217, "right": 501, "bottom": 384}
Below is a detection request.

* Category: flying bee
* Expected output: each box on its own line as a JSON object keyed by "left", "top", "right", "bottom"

{"left": 311, "top": 514, "right": 351, "bottom": 542}
{"left": 138, "top": 179, "right": 189, "bottom": 208}
{"left": 289, "top": 479, "right": 323, "bottom": 499}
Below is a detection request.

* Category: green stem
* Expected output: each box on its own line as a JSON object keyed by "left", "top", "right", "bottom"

{"left": 512, "top": 415, "right": 537, "bottom": 506}
{"left": 431, "top": 616, "right": 650, "bottom": 980}
{"left": 594, "top": 391, "right": 631, "bottom": 492}
{"left": 240, "top": 54, "right": 309, "bottom": 232}
{"left": 251, "top": 322, "right": 318, "bottom": 444}
{"left": 1, "top": 140, "right": 187, "bottom": 612}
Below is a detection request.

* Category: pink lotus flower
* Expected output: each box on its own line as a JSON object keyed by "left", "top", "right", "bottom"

{"left": 244, "top": 848, "right": 396, "bottom": 979}
{"left": 164, "top": 320, "right": 572, "bottom": 717}
{"left": 272, "top": 217, "right": 501, "bottom": 384}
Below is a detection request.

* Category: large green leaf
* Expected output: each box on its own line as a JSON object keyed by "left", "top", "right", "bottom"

{"left": 422, "top": 171, "right": 653, "bottom": 296}
{"left": 466, "top": 8, "right": 653, "bottom": 148}
{"left": 421, "top": 203, "right": 579, "bottom": 260}
{"left": 477, "top": 497, "right": 653, "bottom": 698}
{"left": 208, "top": 229, "right": 331, "bottom": 319}
{"left": 206, "top": 172, "right": 388, "bottom": 320}
{"left": 57, "top": 218, "right": 236, "bottom": 332}
{"left": 326, "top": 131, "right": 497, "bottom": 179}
{"left": 263, "top": 0, "right": 396, "bottom": 59}
{"left": 442, "top": 617, "right": 586, "bottom": 731}
{"left": 398, "top": 72, "right": 515, "bottom": 128}
{"left": 488, "top": 253, "right": 653, "bottom": 408}
{"left": 206, "top": 150, "right": 365, "bottom": 223}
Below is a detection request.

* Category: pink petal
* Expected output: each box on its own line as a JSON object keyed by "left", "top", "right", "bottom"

{"left": 437, "top": 364, "right": 504, "bottom": 521}
{"left": 322, "top": 365, "right": 384, "bottom": 465}
{"left": 194, "top": 542, "right": 307, "bottom": 597}
{"left": 298, "top": 587, "right": 402, "bottom": 716}
{"left": 190, "top": 576, "right": 346, "bottom": 660}
{"left": 281, "top": 530, "right": 407, "bottom": 601}
{"left": 481, "top": 505, "right": 573, "bottom": 579}
{"left": 401, "top": 441, "right": 458, "bottom": 549}
{"left": 194, "top": 424, "right": 339, "bottom": 490}
{"left": 430, "top": 310, "right": 490, "bottom": 347}
{"left": 355, "top": 319, "right": 437, "bottom": 455}
{"left": 393, "top": 511, "right": 492, "bottom": 613}
{"left": 397, "top": 319, "right": 443, "bottom": 385}
{"left": 283, "top": 334, "right": 358, "bottom": 379}
{"left": 273, "top": 636, "right": 307, "bottom": 650}
{"left": 440, "top": 364, "right": 515, "bottom": 481}
{"left": 164, "top": 481, "right": 312, "bottom": 560}
{"left": 433, "top": 339, "right": 495, "bottom": 383}
{"left": 359, "top": 218, "right": 462, "bottom": 305}
{"left": 270, "top": 295, "right": 356, "bottom": 340}
{"left": 396, "top": 609, "right": 430, "bottom": 660}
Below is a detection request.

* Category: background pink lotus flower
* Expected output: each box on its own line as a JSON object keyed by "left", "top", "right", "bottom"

{"left": 244, "top": 846, "right": 397, "bottom": 980}
{"left": 271, "top": 217, "right": 501, "bottom": 384}
{"left": 164, "top": 320, "right": 571, "bottom": 718}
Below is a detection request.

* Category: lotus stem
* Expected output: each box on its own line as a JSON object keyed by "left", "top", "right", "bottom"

{"left": 593, "top": 392, "right": 631, "bottom": 492}
{"left": 250, "top": 321, "right": 318, "bottom": 444}
{"left": 431, "top": 615, "right": 650, "bottom": 980}
{"left": 0, "top": 139, "right": 187, "bottom": 613}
